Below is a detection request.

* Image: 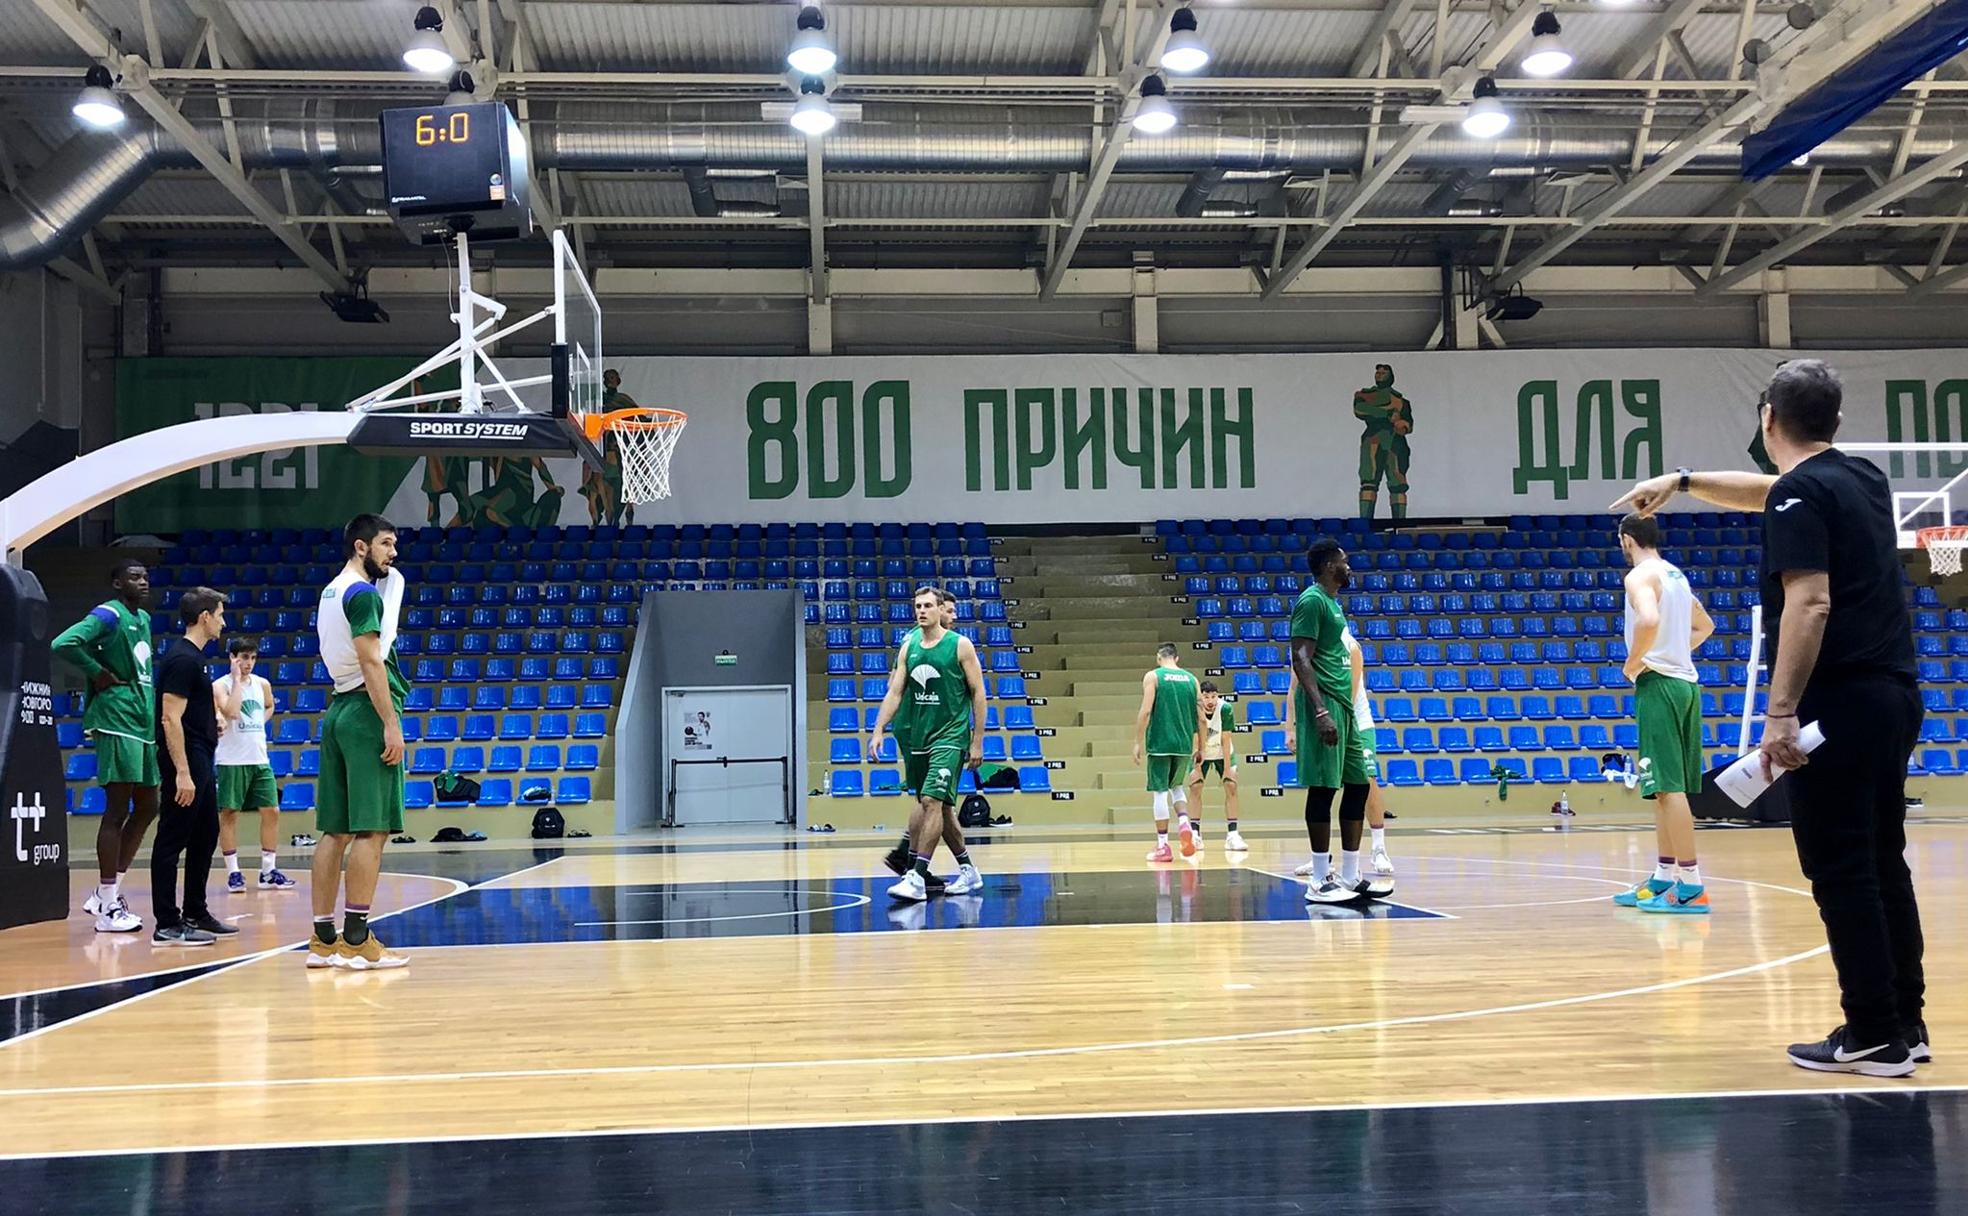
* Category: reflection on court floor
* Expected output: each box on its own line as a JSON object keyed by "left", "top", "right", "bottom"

{"left": 380, "top": 868, "right": 1446, "bottom": 947}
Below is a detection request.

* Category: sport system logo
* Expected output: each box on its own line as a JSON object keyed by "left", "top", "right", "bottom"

{"left": 406, "top": 420, "right": 531, "bottom": 441}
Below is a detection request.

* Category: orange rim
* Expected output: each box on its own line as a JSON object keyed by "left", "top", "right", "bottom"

{"left": 582, "top": 406, "right": 687, "bottom": 441}
{"left": 1917, "top": 524, "right": 1968, "bottom": 548}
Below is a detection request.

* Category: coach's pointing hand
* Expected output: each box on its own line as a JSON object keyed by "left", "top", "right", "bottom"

{"left": 1611, "top": 474, "right": 1679, "bottom": 517}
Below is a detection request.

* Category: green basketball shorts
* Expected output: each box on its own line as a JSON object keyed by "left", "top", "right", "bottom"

{"left": 905, "top": 743, "right": 966, "bottom": 806}
{"left": 91, "top": 733, "right": 157, "bottom": 788}
{"left": 1295, "top": 699, "right": 1369, "bottom": 789}
{"left": 317, "top": 693, "right": 406, "bottom": 835}
{"left": 217, "top": 764, "right": 279, "bottom": 812}
{"left": 1635, "top": 671, "right": 1704, "bottom": 799}
{"left": 1146, "top": 754, "right": 1188, "bottom": 793}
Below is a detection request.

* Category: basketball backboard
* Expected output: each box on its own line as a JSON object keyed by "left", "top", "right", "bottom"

{"left": 344, "top": 228, "right": 606, "bottom": 471}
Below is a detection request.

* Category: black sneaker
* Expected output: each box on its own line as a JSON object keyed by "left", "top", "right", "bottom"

{"left": 925, "top": 871, "right": 947, "bottom": 895}
{"left": 1787, "top": 1025, "right": 1916, "bottom": 1077}
{"left": 1908, "top": 1021, "right": 1933, "bottom": 1064}
{"left": 152, "top": 924, "right": 217, "bottom": 948}
{"left": 184, "top": 912, "right": 241, "bottom": 937}
{"left": 882, "top": 844, "right": 912, "bottom": 876}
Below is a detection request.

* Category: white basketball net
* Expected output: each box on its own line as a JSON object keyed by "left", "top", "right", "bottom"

{"left": 611, "top": 414, "right": 686, "bottom": 503}
{"left": 1930, "top": 538, "right": 1967, "bottom": 577}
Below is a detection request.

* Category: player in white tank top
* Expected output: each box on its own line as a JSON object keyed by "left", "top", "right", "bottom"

{"left": 1618, "top": 515, "right": 1718, "bottom": 912}
{"left": 213, "top": 638, "right": 293, "bottom": 889}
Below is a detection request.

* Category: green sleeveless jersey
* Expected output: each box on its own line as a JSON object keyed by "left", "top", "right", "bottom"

{"left": 1146, "top": 667, "right": 1200, "bottom": 755}
{"left": 894, "top": 628, "right": 971, "bottom": 753}
{"left": 52, "top": 599, "right": 155, "bottom": 742}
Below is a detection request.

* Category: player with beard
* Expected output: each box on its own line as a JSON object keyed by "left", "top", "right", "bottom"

{"left": 308, "top": 514, "right": 411, "bottom": 970}
{"left": 881, "top": 589, "right": 985, "bottom": 894}
{"left": 1291, "top": 539, "right": 1387, "bottom": 904}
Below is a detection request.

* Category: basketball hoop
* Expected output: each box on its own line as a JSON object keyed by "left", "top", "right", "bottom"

{"left": 1918, "top": 524, "right": 1968, "bottom": 576}
{"left": 585, "top": 407, "right": 687, "bottom": 503}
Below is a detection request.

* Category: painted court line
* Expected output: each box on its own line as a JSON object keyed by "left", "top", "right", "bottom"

{"left": 1245, "top": 865, "right": 1459, "bottom": 920}
{"left": 6, "top": 1078, "right": 1958, "bottom": 1163}
{"left": 0, "top": 939, "right": 1830, "bottom": 1098}
{"left": 0, "top": 872, "right": 467, "bottom": 1004}
{"left": 576, "top": 889, "right": 873, "bottom": 927}
{"left": 0, "top": 857, "right": 568, "bottom": 1050}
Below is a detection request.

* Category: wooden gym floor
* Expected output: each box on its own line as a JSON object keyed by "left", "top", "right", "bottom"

{"left": 2, "top": 819, "right": 1966, "bottom": 1214}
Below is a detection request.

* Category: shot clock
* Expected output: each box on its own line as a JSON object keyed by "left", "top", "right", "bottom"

{"left": 380, "top": 102, "right": 534, "bottom": 245}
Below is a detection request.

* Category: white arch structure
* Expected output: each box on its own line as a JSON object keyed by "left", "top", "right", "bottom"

{"left": 0, "top": 412, "right": 361, "bottom": 559}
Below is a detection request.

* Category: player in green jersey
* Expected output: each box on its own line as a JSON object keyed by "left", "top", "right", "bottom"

{"left": 1134, "top": 643, "right": 1202, "bottom": 862}
{"left": 871, "top": 586, "right": 987, "bottom": 903}
{"left": 52, "top": 559, "right": 160, "bottom": 933}
{"left": 1290, "top": 539, "right": 1385, "bottom": 905}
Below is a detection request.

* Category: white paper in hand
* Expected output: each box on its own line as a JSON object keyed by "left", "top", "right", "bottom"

{"left": 1715, "top": 722, "right": 1826, "bottom": 809}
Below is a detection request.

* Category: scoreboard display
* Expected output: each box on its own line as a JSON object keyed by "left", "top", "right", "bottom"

{"left": 380, "top": 102, "right": 533, "bottom": 244}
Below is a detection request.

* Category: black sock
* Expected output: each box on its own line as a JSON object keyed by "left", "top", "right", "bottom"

{"left": 313, "top": 917, "right": 337, "bottom": 946}
{"left": 954, "top": 850, "right": 971, "bottom": 868}
{"left": 895, "top": 833, "right": 911, "bottom": 852}
{"left": 343, "top": 909, "right": 370, "bottom": 947}
{"left": 1227, "top": 818, "right": 1239, "bottom": 831}
{"left": 913, "top": 853, "right": 932, "bottom": 878}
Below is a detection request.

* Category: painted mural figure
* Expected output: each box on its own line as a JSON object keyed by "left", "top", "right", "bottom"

{"left": 579, "top": 368, "right": 636, "bottom": 527}
{"left": 472, "top": 455, "right": 564, "bottom": 529}
{"left": 1353, "top": 363, "right": 1414, "bottom": 520}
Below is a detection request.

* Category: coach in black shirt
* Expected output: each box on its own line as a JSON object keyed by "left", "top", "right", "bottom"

{"left": 1616, "top": 359, "right": 1925, "bottom": 1077}
{"left": 150, "top": 586, "right": 240, "bottom": 947}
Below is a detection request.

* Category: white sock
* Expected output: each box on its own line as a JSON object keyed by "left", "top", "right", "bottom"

{"left": 1652, "top": 860, "right": 1675, "bottom": 884}
{"left": 224, "top": 851, "right": 241, "bottom": 875}
{"left": 1341, "top": 850, "right": 1362, "bottom": 885}
{"left": 112, "top": 874, "right": 124, "bottom": 901}
{"left": 261, "top": 850, "right": 278, "bottom": 874}
{"left": 1157, "top": 830, "right": 1169, "bottom": 847}
{"left": 1177, "top": 812, "right": 1191, "bottom": 832}
{"left": 1679, "top": 862, "right": 1701, "bottom": 887}
{"left": 97, "top": 882, "right": 116, "bottom": 907}
{"left": 1312, "top": 851, "right": 1331, "bottom": 881}
{"left": 1370, "top": 826, "right": 1386, "bottom": 851}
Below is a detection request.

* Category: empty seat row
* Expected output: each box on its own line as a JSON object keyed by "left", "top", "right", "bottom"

{"left": 829, "top": 766, "right": 1050, "bottom": 797}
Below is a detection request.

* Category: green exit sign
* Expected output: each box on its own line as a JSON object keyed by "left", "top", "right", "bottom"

{"left": 714, "top": 653, "right": 738, "bottom": 666}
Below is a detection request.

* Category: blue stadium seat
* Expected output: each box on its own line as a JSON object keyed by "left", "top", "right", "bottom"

{"left": 1521, "top": 696, "right": 1554, "bottom": 721}
{"left": 499, "top": 714, "right": 533, "bottom": 740}
{"left": 1260, "top": 730, "right": 1289, "bottom": 756}
{"left": 828, "top": 707, "right": 858, "bottom": 732}
{"left": 1473, "top": 726, "right": 1506, "bottom": 751}
{"left": 462, "top": 714, "right": 496, "bottom": 741}
{"left": 1383, "top": 697, "right": 1416, "bottom": 722}
{"left": 1421, "top": 759, "right": 1456, "bottom": 786}
{"left": 404, "top": 781, "right": 434, "bottom": 810}
{"left": 1276, "top": 761, "right": 1298, "bottom": 786}
{"left": 487, "top": 746, "right": 522, "bottom": 774}
{"left": 525, "top": 745, "right": 561, "bottom": 773}
{"left": 1485, "top": 696, "right": 1519, "bottom": 722}
{"left": 279, "top": 783, "right": 314, "bottom": 812}
{"left": 1018, "top": 766, "right": 1052, "bottom": 792}
{"left": 1532, "top": 757, "right": 1566, "bottom": 784}
{"left": 830, "top": 738, "right": 861, "bottom": 764}
{"left": 1246, "top": 701, "right": 1280, "bottom": 726}
{"left": 1011, "top": 737, "right": 1043, "bottom": 761}
{"left": 1418, "top": 697, "right": 1450, "bottom": 722}
{"left": 1003, "top": 705, "right": 1035, "bottom": 730}
{"left": 1569, "top": 756, "right": 1602, "bottom": 782}
{"left": 475, "top": 779, "right": 513, "bottom": 807}
{"left": 574, "top": 713, "right": 607, "bottom": 738}
{"left": 1385, "top": 760, "right": 1423, "bottom": 787}
{"left": 1438, "top": 727, "right": 1472, "bottom": 753}
{"left": 1460, "top": 758, "right": 1494, "bottom": 784}
{"left": 565, "top": 744, "right": 599, "bottom": 771}
{"left": 64, "top": 752, "right": 96, "bottom": 781}
{"left": 537, "top": 713, "right": 570, "bottom": 740}
{"left": 1402, "top": 727, "right": 1437, "bottom": 754}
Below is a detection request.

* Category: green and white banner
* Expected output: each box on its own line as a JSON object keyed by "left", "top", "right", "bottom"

{"left": 117, "top": 349, "right": 1968, "bottom": 530}
{"left": 114, "top": 357, "right": 453, "bottom": 533}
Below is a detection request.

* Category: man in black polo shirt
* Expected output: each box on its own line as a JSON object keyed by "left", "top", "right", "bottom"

{"left": 151, "top": 586, "right": 242, "bottom": 948}
{"left": 1615, "top": 359, "right": 1924, "bottom": 1078}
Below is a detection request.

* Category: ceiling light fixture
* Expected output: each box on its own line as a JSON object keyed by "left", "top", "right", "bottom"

{"left": 1521, "top": 10, "right": 1573, "bottom": 77}
{"left": 1132, "top": 74, "right": 1177, "bottom": 135}
{"left": 1159, "top": 8, "right": 1211, "bottom": 74}
{"left": 72, "top": 64, "right": 124, "bottom": 129}
{"left": 1461, "top": 76, "right": 1510, "bottom": 139}
{"left": 790, "top": 77, "right": 836, "bottom": 137}
{"left": 786, "top": 5, "right": 838, "bottom": 77}
{"left": 403, "top": 6, "right": 456, "bottom": 75}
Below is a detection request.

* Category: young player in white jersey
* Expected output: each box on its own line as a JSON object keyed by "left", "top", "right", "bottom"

{"left": 214, "top": 637, "right": 294, "bottom": 892}
{"left": 1186, "top": 680, "right": 1247, "bottom": 852}
{"left": 1614, "top": 514, "right": 1716, "bottom": 915}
